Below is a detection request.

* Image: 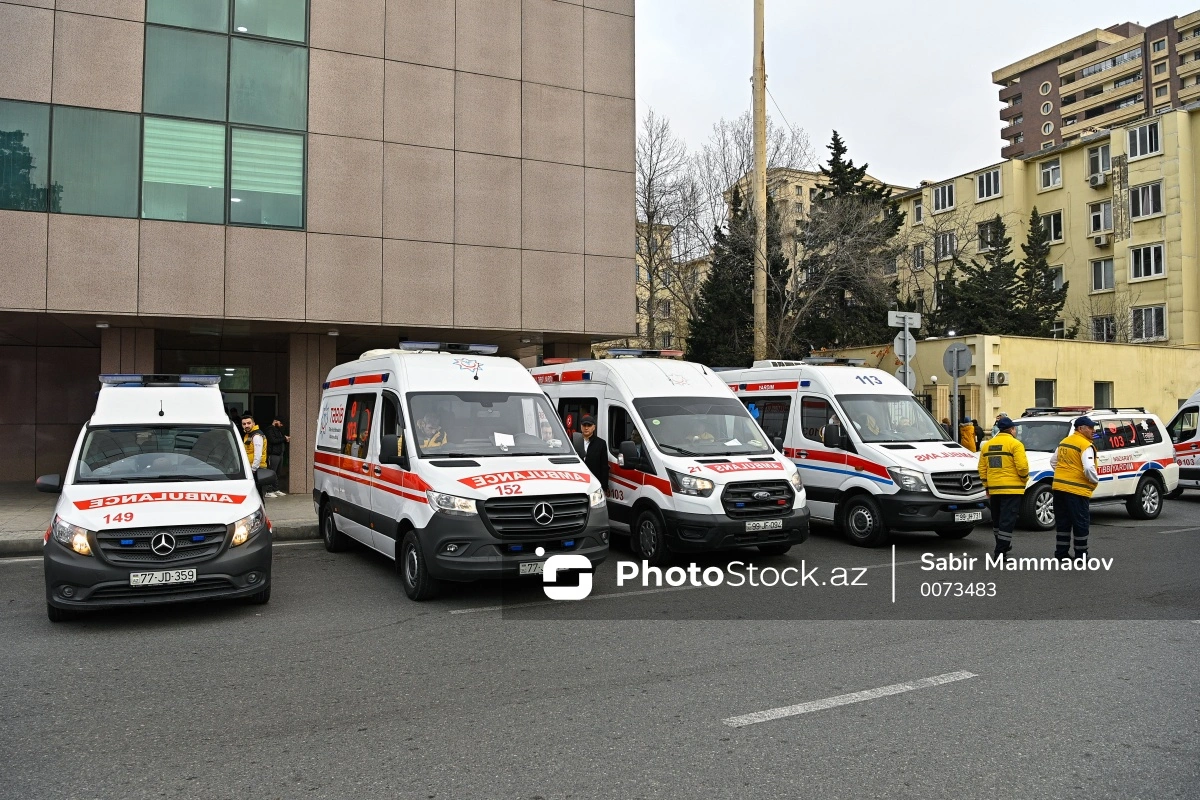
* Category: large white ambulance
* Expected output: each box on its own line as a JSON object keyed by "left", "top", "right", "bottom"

{"left": 314, "top": 343, "right": 609, "bottom": 600}
{"left": 1166, "top": 389, "right": 1200, "bottom": 496}
{"left": 531, "top": 353, "right": 809, "bottom": 565}
{"left": 721, "top": 360, "right": 989, "bottom": 547}
{"left": 39, "top": 374, "right": 274, "bottom": 622}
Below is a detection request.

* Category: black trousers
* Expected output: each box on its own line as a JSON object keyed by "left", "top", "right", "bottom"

{"left": 991, "top": 495, "right": 1021, "bottom": 545}
{"left": 267, "top": 453, "right": 283, "bottom": 493}
{"left": 1053, "top": 491, "right": 1090, "bottom": 555}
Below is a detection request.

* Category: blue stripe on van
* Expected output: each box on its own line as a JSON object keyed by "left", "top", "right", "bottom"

{"left": 793, "top": 461, "right": 894, "bottom": 485}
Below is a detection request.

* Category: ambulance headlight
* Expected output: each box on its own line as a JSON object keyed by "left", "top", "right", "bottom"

{"left": 589, "top": 486, "right": 606, "bottom": 508}
{"left": 788, "top": 471, "right": 804, "bottom": 491}
{"left": 231, "top": 508, "right": 266, "bottom": 546}
{"left": 667, "top": 469, "right": 715, "bottom": 497}
{"left": 426, "top": 490, "right": 478, "bottom": 516}
{"left": 52, "top": 515, "right": 92, "bottom": 556}
{"left": 887, "top": 467, "right": 929, "bottom": 493}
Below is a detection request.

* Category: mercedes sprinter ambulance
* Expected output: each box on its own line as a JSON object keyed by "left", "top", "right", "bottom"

{"left": 1166, "top": 388, "right": 1200, "bottom": 496}
{"left": 314, "top": 343, "right": 609, "bottom": 600}
{"left": 531, "top": 353, "right": 809, "bottom": 566}
{"left": 721, "top": 360, "right": 989, "bottom": 547}
{"left": 39, "top": 374, "right": 274, "bottom": 622}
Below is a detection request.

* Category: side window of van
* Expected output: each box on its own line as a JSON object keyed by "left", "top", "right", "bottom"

{"left": 747, "top": 396, "right": 791, "bottom": 441}
{"left": 1135, "top": 418, "right": 1163, "bottom": 447}
{"left": 799, "top": 397, "right": 832, "bottom": 442}
{"left": 381, "top": 392, "right": 408, "bottom": 456}
{"left": 1168, "top": 407, "right": 1198, "bottom": 443}
{"left": 608, "top": 406, "right": 635, "bottom": 454}
{"left": 341, "top": 393, "right": 377, "bottom": 459}
{"left": 559, "top": 398, "right": 598, "bottom": 439}
{"left": 1096, "top": 418, "right": 1136, "bottom": 451}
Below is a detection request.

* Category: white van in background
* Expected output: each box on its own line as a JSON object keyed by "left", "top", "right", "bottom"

{"left": 532, "top": 352, "right": 809, "bottom": 566}
{"left": 721, "top": 360, "right": 989, "bottom": 547}
{"left": 1166, "top": 389, "right": 1200, "bottom": 496}
{"left": 314, "top": 343, "right": 609, "bottom": 600}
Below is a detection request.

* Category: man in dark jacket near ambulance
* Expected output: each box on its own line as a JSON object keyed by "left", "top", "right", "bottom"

{"left": 576, "top": 415, "right": 609, "bottom": 489}
{"left": 978, "top": 416, "right": 1029, "bottom": 557}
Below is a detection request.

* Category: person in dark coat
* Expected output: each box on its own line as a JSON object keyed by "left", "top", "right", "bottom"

{"left": 576, "top": 415, "right": 609, "bottom": 488}
{"left": 264, "top": 418, "right": 289, "bottom": 497}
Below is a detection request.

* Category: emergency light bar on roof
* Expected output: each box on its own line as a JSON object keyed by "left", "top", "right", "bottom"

{"left": 799, "top": 357, "right": 866, "bottom": 366}
{"left": 99, "top": 374, "right": 223, "bottom": 387}
{"left": 399, "top": 341, "right": 499, "bottom": 355}
{"left": 605, "top": 348, "right": 684, "bottom": 359}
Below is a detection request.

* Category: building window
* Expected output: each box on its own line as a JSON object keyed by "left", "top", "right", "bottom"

{"left": 934, "top": 232, "right": 957, "bottom": 262}
{"left": 976, "top": 169, "right": 1001, "bottom": 200}
{"left": 49, "top": 106, "right": 141, "bottom": 218}
{"left": 1040, "top": 81, "right": 1053, "bottom": 95}
{"left": 1041, "top": 141, "right": 1055, "bottom": 150}
{"left": 143, "top": 26, "right": 228, "bottom": 121}
{"left": 1081, "top": 47, "right": 1142, "bottom": 79}
{"left": 1039, "top": 158, "right": 1061, "bottom": 189}
{"left": 1130, "top": 243, "right": 1165, "bottom": 280}
{"left": 147, "top": 0, "right": 229, "bottom": 32}
{"left": 912, "top": 197, "right": 923, "bottom": 224}
{"left": 1040, "top": 210, "right": 1064, "bottom": 242}
{"left": 0, "top": 99, "right": 51, "bottom": 212}
{"left": 1011, "top": 114, "right": 1024, "bottom": 125}
{"left": 1049, "top": 266, "right": 1064, "bottom": 290}
{"left": 1013, "top": 133, "right": 1024, "bottom": 144}
{"left": 885, "top": 257, "right": 898, "bottom": 276}
{"left": 1042, "top": 121, "right": 1054, "bottom": 136}
{"left": 1087, "top": 144, "right": 1110, "bottom": 175}
{"left": 1091, "top": 258, "right": 1114, "bottom": 291}
{"left": 1094, "top": 381, "right": 1114, "bottom": 408}
{"left": 233, "top": 0, "right": 307, "bottom": 42}
{"left": 230, "top": 128, "right": 305, "bottom": 227}
{"left": 793, "top": 185, "right": 801, "bottom": 196}
{"left": 1151, "top": 38, "right": 1167, "bottom": 54}
{"left": 1132, "top": 305, "right": 1167, "bottom": 341}
{"left": 977, "top": 220, "right": 1001, "bottom": 251}
{"left": 142, "top": 118, "right": 226, "bottom": 223}
{"left": 1092, "top": 315, "right": 1116, "bottom": 342}
{"left": 1010, "top": 94, "right": 1022, "bottom": 106}
{"left": 1128, "top": 121, "right": 1161, "bottom": 158}
{"left": 1089, "top": 201, "right": 1112, "bottom": 233}
{"left": 912, "top": 244, "right": 925, "bottom": 271}
{"left": 1153, "top": 61, "right": 1168, "bottom": 76}
{"left": 1117, "top": 93, "right": 1144, "bottom": 109}
{"left": 932, "top": 182, "right": 954, "bottom": 212}
{"left": 229, "top": 38, "right": 308, "bottom": 130}
{"left": 809, "top": 187, "right": 818, "bottom": 203}
{"left": 1154, "top": 85, "right": 1169, "bottom": 99}
{"left": 1052, "top": 320, "right": 1066, "bottom": 338}
{"left": 1130, "top": 182, "right": 1163, "bottom": 219}
{"left": 1113, "top": 73, "right": 1142, "bottom": 88}
{"left": 1041, "top": 101, "right": 1053, "bottom": 115}
{"left": 1035, "top": 379, "right": 1056, "bottom": 407}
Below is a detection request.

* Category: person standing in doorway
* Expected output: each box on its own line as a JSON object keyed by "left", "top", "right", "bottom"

{"left": 264, "top": 417, "right": 289, "bottom": 498}
{"left": 576, "top": 415, "right": 609, "bottom": 489}
{"left": 1050, "top": 416, "right": 1100, "bottom": 560}
{"left": 978, "top": 417, "right": 1029, "bottom": 557}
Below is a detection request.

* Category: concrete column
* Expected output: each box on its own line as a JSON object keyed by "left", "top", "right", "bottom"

{"left": 287, "top": 333, "right": 338, "bottom": 495}
{"left": 100, "top": 327, "right": 155, "bottom": 373}
{"left": 543, "top": 341, "right": 593, "bottom": 360}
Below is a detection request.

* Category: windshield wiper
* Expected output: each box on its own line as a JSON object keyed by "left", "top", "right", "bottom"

{"left": 75, "top": 477, "right": 134, "bottom": 484}
{"left": 657, "top": 443, "right": 701, "bottom": 456}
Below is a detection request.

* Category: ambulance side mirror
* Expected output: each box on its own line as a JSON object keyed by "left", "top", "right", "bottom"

{"left": 572, "top": 431, "right": 584, "bottom": 455}
{"left": 823, "top": 426, "right": 847, "bottom": 450}
{"left": 254, "top": 468, "right": 277, "bottom": 488}
{"left": 772, "top": 436, "right": 783, "bottom": 452}
{"left": 380, "top": 434, "right": 408, "bottom": 470}
{"left": 619, "top": 440, "right": 639, "bottom": 469}
{"left": 36, "top": 474, "right": 62, "bottom": 494}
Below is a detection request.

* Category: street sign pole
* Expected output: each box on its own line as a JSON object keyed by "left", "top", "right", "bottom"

{"left": 942, "top": 343, "right": 972, "bottom": 443}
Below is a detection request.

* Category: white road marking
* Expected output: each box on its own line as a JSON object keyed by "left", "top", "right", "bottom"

{"left": 1157, "top": 527, "right": 1200, "bottom": 535}
{"left": 723, "top": 670, "right": 978, "bottom": 728}
{"left": 0, "top": 555, "right": 42, "bottom": 564}
{"left": 273, "top": 540, "right": 322, "bottom": 548}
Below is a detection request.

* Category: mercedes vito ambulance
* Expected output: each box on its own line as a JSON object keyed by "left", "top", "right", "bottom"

{"left": 314, "top": 343, "right": 609, "bottom": 600}
{"left": 721, "top": 360, "right": 989, "bottom": 547}
{"left": 1166, "top": 389, "right": 1200, "bottom": 496}
{"left": 38, "top": 374, "right": 274, "bottom": 622}
{"left": 531, "top": 352, "right": 809, "bottom": 566}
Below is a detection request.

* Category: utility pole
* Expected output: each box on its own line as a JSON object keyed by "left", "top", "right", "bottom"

{"left": 751, "top": 0, "right": 768, "bottom": 362}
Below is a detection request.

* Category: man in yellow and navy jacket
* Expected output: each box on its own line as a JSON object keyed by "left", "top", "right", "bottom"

{"left": 978, "top": 416, "right": 1029, "bottom": 556}
{"left": 241, "top": 414, "right": 269, "bottom": 475}
{"left": 1050, "top": 415, "right": 1100, "bottom": 560}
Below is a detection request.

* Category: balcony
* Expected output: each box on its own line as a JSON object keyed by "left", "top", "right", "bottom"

{"left": 998, "top": 83, "right": 1022, "bottom": 102}
{"left": 1000, "top": 121, "right": 1023, "bottom": 140}
{"left": 1064, "top": 102, "right": 1145, "bottom": 134}
{"left": 1001, "top": 141, "right": 1026, "bottom": 159}
{"left": 1179, "top": 82, "right": 1200, "bottom": 104}
{"left": 1062, "top": 78, "right": 1143, "bottom": 115}
{"left": 1178, "top": 32, "right": 1200, "bottom": 57}
{"left": 1178, "top": 57, "right": 1200, "bottom": 79}
{"left": 999, "top": 104, "right": 1023, "bottom": 121}
{"left": 1059, "top": 51, "right": 1143, "bottom": 95}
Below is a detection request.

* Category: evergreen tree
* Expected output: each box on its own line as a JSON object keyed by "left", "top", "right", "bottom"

{"left": 1014, "top": 207, "right": 1069, "bottom": 336}
{"left": 931, "top": 215, "right": 1019, "bottom": 335}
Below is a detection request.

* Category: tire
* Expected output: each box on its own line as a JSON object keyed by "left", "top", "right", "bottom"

{"left": 399, "top": 530, "right": 440, "bottom": 601}
{"left": 1127, "top": 476, "right": 1163, "bottom": 520}
{"left": 1020, "top": 483, "right": 1055, "bottom": 531}
{"left": 935, "top": 526, "right": 974, "bottom": 539}
{"left": 840, "top": 495, "right": 888, "bottom": 547}
{"left": 634, "top": 509, "right": 671, "bottom": 567}
{"left": 46, "top": 603, "right": 76, "bottom": 623}
{"left": 1167, "top": 486, "right": 1184, "bottom": 500}
{"left": 246, "top": 585, "right": 271, "bottom": 605}
{"left": 757, "top": 543, "right": 792, "bottom": 556}
{"left": 321, "top": 503, "right": 349, "bottom": 553}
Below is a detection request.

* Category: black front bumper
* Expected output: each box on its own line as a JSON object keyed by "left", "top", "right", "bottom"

{"left": 662, "top": 506, "right": 810, "bottom": 553}
{"left": 423, "top": 506, "right": 610, "bottom": 582}
{"left": 44, "top": 528, "right": 272, "bottom": 610}
{"left": 877, "top": 491, "right": 991, "bottom": 531}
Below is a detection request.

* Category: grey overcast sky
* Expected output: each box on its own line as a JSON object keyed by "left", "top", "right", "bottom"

{"left": 635, "top": 0, "right": 1188, "bottom": 187}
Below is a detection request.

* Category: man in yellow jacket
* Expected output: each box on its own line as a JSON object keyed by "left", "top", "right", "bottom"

{"left": 978, "top": 416, "right": 1029, "bottom": 556}
{"left": 1050, "top": 415, "right": 1099, "bottom": 559}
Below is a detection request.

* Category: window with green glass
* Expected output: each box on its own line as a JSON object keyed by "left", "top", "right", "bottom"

{"left": 50, "top": 107, "right": 140, "bottom": 218}
{"left": 233, "top": 0, "right": 306, "bottom": 42}
{"left": 229, "top": 38, "right": 308, "bottom": 130}
{"left": 144, "top": 26, "right": 229, "bottom": 121}
{"left": 230, "top": 128, "right": 304, "bottom": 228}
{"left": 146, "top": 0, "right": 228, "bottom": 33}
{"left": 0, "top": 99, "right": 51, "bottom": 212}
{"left": 142, "top": 118, "right": 226, "bottom": 224}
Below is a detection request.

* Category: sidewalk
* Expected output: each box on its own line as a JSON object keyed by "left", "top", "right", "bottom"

{"left": 0, "top": 482, "right": 318, "bottom": 558}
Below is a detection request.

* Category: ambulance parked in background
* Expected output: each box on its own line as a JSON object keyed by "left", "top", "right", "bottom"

{"left": 532, "top": 352, "right": 809, "bottom": 566}
{"left": 721, "top": 359, "right": 989, "bottom": 547}
{"left": 314, "top": 343, "right": 609, "bottom": 600}
{"left": 1166, "top": 388, "right": 1200, "bottom": 496}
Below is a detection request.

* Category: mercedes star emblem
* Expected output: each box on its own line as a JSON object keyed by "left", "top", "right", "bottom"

{"left": 960, "top": 474, "right": 973, "bottom": 491}
{"left": 150, "top": 532, "right": 176, "bottom": 556}
{"left": 532, "top": 502, "right": 555, "bottom": 526}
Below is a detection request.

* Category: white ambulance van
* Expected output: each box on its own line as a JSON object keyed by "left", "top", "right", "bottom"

{"left": 721, "top": 360, "right": 988, "bottom": 547}
{"left": 531, "top": 352, "right": 809, "bottom": 566}
{"left": 1165, "top": 389, "right": 1200, "bottom": 496}
{"left": 314, "top": 343, "right": 609, "bottom": 600}
{"left": 38, "top": 374, "right": 274, "bottom": 622}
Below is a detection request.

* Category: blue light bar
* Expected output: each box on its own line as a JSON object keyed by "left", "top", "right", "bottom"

{"left": 100, "top": 374, "right": 223, "bottom": 386}
{"left": 399, "top": 342, "right": 499, "bottom": 355}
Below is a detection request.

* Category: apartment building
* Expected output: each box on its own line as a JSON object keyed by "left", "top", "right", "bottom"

{"left": 995, "top": 9, "right": 1200, "bottom": 159}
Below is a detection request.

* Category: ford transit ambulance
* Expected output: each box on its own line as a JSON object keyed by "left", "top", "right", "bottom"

{"left": 721, "top": 360, "right": 989, "bottom": 547}
{"left": 314, "top": 343, "right": 609, "bottom": 600}
{"left": 38, "top": 374, "right": 274, "bottom": 622}
{"left": 1166, "top": 389, "right": 1200, "bottom": 496}
{"left": 531, "top": 352, "right": 809, "bottom": 566}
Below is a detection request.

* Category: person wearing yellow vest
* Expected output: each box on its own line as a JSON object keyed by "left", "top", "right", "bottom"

{"left": 977, "top": 416, "right": 1028, "bottom": 556}
{"left": 240, "top": 414, "right": 269, "bottom": 476}
{"left": 959, "top": 420, "right": 977, "bottom": 453}
{"left": 1050, "top": 415, "right": 1099, "bottom": 559}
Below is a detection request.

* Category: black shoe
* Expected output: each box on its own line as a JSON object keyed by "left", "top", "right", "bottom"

{"left": 1054, "top": 551, "right": 1071, "bottom": 563}
{"left": 994, "top": 544, "right": 1012, "bottom": 557}
{"left": 1075, "top": 551, "right": 1088, "bottom": 560}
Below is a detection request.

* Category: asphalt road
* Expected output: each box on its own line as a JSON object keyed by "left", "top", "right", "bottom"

{"left": 2, "top": 498, "right": 1198, "bottom": 799}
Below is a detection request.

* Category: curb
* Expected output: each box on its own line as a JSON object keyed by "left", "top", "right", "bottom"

{"left": 0, "top": 522, "right": 319, "bottom": 559}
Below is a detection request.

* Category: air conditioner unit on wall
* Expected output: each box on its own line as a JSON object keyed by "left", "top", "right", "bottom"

{"left": 1094, "top": 234, "right": 1109, "bottom": 247}
{"left": 1088, "top": 173, "right": 1107, "bottom": 188}
{"left": 987, "top": 371, "right": 1010, "bottom": 386}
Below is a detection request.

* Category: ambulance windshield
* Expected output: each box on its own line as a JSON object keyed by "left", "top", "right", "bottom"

{"left": 407, "top": 392, "right": 573, "bottom": 458}
{"left": 836, "top": 394, "right": 947, "bottom": 443}
{"left": 74, "top": 425, "right": 247, "bottom": 483}
{"left": 632, "top": 396, "right": 773, "bottom": 456}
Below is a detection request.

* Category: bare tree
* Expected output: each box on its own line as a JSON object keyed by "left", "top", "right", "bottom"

{"left": 1065, "top": 288, "right": 1144, "bottom": 343}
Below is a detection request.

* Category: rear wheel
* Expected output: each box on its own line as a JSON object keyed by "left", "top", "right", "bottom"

{"left": 634, "top": 509, "right": 671, "bottom": 567}
{"left": 1127, "top": 476, "right": 1163, "bottom": 520}
{"left": 935, "top": 526, "right": 974, "bottom": 539}
{"left": 321, "top": 503, "right": 349, "bottom": 552}
{"left": 46, "top": 603, "right": 76, "bottom": 623}
{"left": 400, "top": 531, "right": 440, "bottom": 601}
{"left": 841, "top": 495, "right": 888, "bottom": 547}
{"left": 1020, "top": 483, "right": 1055, "bottom": 531}
{"left": 757, "top": 543, "right": 792, "bottom": 556}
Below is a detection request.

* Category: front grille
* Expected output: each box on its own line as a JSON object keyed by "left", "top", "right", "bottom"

{"left": 931, "top": 471, "right": 984, "bottom": 496}
{"left": 95, "top": 524, "right": 228, "bottom": 567}
{"left": 89, "top": 575, "right": 235, "bottom": 601}
{"left": 721, "top": 480, "right": 794, "bottom": 519}
{"left": 481, "top": 494, "right": 589, "bottom": 538}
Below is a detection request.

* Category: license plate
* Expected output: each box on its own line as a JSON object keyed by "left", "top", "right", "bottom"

{"left": 129, "top": 569, "right": 197, "bottom": 586}
{"left": 954, "top": 511, "right": 983, "bottom": 523}
{"left": 745, "top": 519, "right": 784, "bottom": 532}
{"left": 518, "top": 562, "right": 544, "bottom": 575}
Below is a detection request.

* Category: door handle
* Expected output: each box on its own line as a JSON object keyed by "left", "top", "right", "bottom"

{"left": 798, "top": 450, "right": 808, "bottom": 458}
{"left": 361, "top": 462, "right": 370, "bottom": 473}
{"left": 373, "top": 465, "right": 382, "bottom": 476}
